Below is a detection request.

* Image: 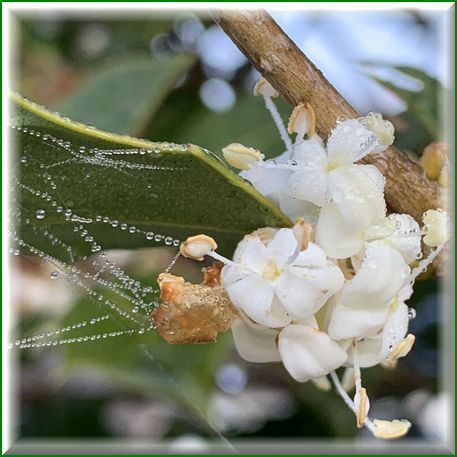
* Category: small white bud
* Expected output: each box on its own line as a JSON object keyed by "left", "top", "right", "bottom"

{"left": 341, "top": 367, "right": 356, "bottom": 392}
{"left": 383, "top": 334, "right": 415, "bottom": 369}
{"left": 363, "top": 112, "right": 395, "bottom": 147}
{"left": 180, "top": 234, "right": 218, "bottom": 261}
{"left": 253, "top": 78, "right": 279, "bottom": 98}
{"left": 222, "top": 143, "right": 264, "bottom": 170}
{"left": 354, "top": 387, "right": 370, "bottom": 428}
{"left": 422, "top": 209, "right": 449, "bottom": 247}
{"left": 311, "top": 376, "right": 331, "bottom": 391}
{"left": 287, "top": 103, "right": 316, "bottom": 137}
{"left": 372, "top": 419, "right": 411, "bottom": 439}
{"left": 420, "top": 142, "right": 449, "bottom": 181}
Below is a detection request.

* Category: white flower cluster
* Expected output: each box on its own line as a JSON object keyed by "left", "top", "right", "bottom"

{"left": 179, "top": 79, "right": 449, "bottom": 439}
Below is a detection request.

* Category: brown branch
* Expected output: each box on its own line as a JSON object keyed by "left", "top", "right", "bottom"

{"left": 214, "top": 10, "right": 443, "bottom": 222}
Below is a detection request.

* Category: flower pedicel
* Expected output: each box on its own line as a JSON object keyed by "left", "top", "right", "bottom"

{"left": 153, "top": 78, "right": 449, "bottom": 439}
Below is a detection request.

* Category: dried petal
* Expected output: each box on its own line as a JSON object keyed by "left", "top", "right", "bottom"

{"left": 202, "top": 261, "right": 224, "bottom": 287}
{"left": 152, "top": 273, "right": 235, "bottom": 344}
{"left": 372, "top": 419, "right": 411, "bottom": 439}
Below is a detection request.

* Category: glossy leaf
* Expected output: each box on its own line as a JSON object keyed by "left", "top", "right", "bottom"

{"left": 13, "top": 94, "right": 291, "bottom": 262}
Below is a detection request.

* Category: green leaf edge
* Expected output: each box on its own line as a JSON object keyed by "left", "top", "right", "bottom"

{"left": 11, "top": 92, "right": 292, "bottom": 231}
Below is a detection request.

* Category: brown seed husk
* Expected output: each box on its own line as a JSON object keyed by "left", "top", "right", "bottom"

{"left": 151, "top": 271, "right": 235, "bottom": 345}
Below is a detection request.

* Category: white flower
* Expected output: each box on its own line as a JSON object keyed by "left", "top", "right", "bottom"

{"left": 344, "top": 287, "right": 414, "bottom": 368}
{"left": 286, "top": 115, "right": 391, "bottom": 222}
{"left": 278, "top": 322, "right": 348, "bottom": 382}
{"left": 239, "top": 151, "right": 320, "bottom": 223}
{"left": 318, "top": 211, "right": 422, "bottom": 262}
{"left": 231, "top": 313, "right": 348, "bottom": 382}
{"left": 222, "top": 228, "right": 344, "bottom": 328}
{"left": 327, "top": 241, "right": 410, "bottom": 341}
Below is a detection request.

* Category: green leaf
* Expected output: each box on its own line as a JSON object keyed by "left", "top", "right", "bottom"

{"left": 149, "top": 89, "right": 291, "bottom": 160}
{"left": 56, "top": 54, "right": 196, "bottom": 136}
{"left": 371, "top": 65, "right": 445, "bottom": 152}
{"left": 13, "top": 94, "right": 290, "bottom": 261}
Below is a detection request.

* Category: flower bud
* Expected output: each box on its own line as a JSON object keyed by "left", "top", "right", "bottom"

{"left": 419, "top": 142, "right": 449, "bottom": 182}
{"left": 253, "top": 78, "right": 279, "bottom": 98}
{"left": 222, "top": 143, "right": 264, "bottom": 170}
{"left": 180, "top": 234, "right": 217, "bottom": 260}
{"left": 287, "top": 103, "right": 316, "bottom": 137}
{"left": 372, "top": 419, "right": 411, "bottom": 439}
{"left": 311, "top": 376, "right": 331, "bottom": 391}
{"left": 363, "top": 112, "right": 395, "bottom": 147}
{"left": 422, "top": 209, "right": 449, "bottom": 247}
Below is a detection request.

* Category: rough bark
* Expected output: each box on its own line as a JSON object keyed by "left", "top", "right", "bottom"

{"left": 214, "top": 9, "right": 443, "bottom": 222}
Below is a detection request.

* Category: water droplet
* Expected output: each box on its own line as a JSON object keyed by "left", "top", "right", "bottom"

{"left": 408, "top": 307, "right": 416, "bottom": 320}
{"left": 164, "top": 237, "right": 173, "bottom": 246}
{"left": 120, "top": 223, "right": 128, "bottom": 230}
{"left": 50, "top": 271, "right": 59, "bottom": 279}
{"left": 146, "top": 232, "right": 154, "bottom": 240}
{"left": 35, "top": 209, "right": 46, "bottom": 220}
{"left": 129, "top": 226, "right": 136, "bottom": 234}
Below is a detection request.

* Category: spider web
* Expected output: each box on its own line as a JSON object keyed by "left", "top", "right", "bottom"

{"left": 8, "top": 123, "right": 237, "bottom": 451}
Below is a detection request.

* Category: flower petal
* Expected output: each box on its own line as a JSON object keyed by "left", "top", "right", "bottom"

{"left": 293, "top": 135, "right": 328, "bottom": 167}
{"left": 329, "top": 165, "right": 386, "bottom": 227}
{"left": 278, "top": 325, "right": 347, "bottom": 382}
{"left": 273, "top": 243, "right": 344, "bottom": 318}
{"left": 327, "top": 118, "right": 377, "bottom": 164}
{"left": 316, "top": 203, "right": 365, "bottom": 259}
{"left": 266, "top": 228, "right": 299, "bottom": 269}
{"left": 386, "top": 214, "right": 422, "bottom": 264}
{"left": 328, "top": 241, "right": 410, "bottom": 339}
{"left": 233, "top": 235, "right": 268, "bottom": 273}
{"left": 231, "top": 317, "right": 281, "bottom": 363}
{"left": 293, "top": 242, "right": 330, "bottom": 267}
{"left": 279, "top": 195, "right": 321, "bottom": 224}
{"left": 347, "top": 335, "right": 384, "bottom": 368}
{"left": 329, "top": 304, "right": 390, "bottom": 341}
{"left": 287, "top": 168, "right": 329, "bottom": 207}
{"left": 380, "top": 302, "right": 410, "bottom": 358}
{"left": 240, "top": 163, "right": 290, "bottom": 198}
{"left": 224, "top": 273, "right": 290, "bottom": 328}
